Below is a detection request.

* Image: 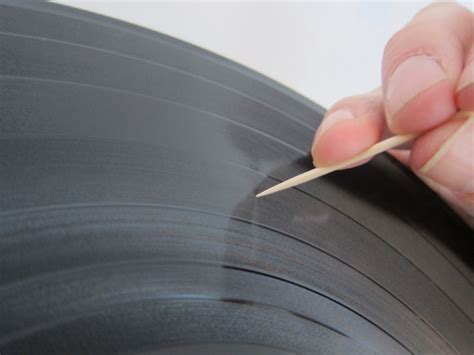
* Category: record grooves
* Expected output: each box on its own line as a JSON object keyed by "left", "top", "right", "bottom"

{"left": 0, "top": 2, "right": 473, "bottom": 354}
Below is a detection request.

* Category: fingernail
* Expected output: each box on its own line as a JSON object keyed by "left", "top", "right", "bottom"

{"left": 386, "top": 56, "right": 446, "bottom": 119}
{"left": 312, "top": 109, "right": 355, "bottom": 149}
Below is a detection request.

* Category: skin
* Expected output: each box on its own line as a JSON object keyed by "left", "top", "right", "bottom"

{"left": 311, "top": 3, "right": 474, "bottom": 227}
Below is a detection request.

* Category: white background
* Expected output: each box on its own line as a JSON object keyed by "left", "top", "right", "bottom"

{"left": 54, "top": 1, "right": 471, "bottom": 109}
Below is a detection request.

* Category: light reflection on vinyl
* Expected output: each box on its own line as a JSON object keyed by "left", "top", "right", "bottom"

{"left": 0, "top": 2, "right": 472, "bottom": 354}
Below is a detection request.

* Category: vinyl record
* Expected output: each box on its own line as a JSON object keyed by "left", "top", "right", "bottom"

{"left": 0, "top": 2, "right": 472, "bottom": 354}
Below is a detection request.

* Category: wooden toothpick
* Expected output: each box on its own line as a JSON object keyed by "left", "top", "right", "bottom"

{"left": 256, "top": 110, "right": 472, "bottom": 198}
{"left": 256, "top": 133, "right": 416, "bottom": 198}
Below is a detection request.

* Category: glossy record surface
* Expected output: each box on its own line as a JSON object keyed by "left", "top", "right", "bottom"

{"left": 0, "top": 2, "right": 473, "bottom": 354}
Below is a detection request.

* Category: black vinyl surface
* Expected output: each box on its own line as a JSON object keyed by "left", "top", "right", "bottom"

{"left": 0, "top": 2, "right": 473, "bottom": 354}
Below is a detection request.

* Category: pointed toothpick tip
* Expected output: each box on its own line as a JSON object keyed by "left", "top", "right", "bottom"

{"left": 256, "top": 189, "right": 270, "bottom": 198}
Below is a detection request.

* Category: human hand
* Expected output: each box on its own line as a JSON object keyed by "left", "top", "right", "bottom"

{"left": 311, "top": 3, "right": 474, "bottom": 226}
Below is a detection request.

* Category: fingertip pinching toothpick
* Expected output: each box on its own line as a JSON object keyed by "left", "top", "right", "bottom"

{"left": 256, "top": 133, "right": 416, "bottom": 198}
{"left": 256, "top": 110, "right": 473, "bottom": 198}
